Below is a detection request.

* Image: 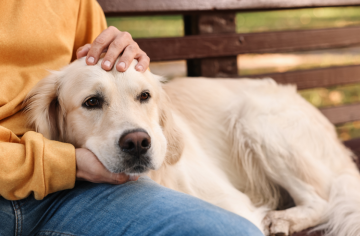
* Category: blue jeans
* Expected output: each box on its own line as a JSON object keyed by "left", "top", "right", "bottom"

{"left": 0, "top": 176, "right": 263, "bottom": 236}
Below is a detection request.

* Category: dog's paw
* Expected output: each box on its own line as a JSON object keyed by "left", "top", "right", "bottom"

{"left": 263, "top": 211, "right": 290, "bottom": 236}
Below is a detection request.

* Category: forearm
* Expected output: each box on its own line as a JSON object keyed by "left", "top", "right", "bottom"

{"left": 0, "top": 127, "right": 76, "bottom": 200}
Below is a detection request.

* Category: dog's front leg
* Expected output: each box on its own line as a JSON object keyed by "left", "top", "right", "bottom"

{"left": 262, "top": 175, "right": 327, "bottom": 235}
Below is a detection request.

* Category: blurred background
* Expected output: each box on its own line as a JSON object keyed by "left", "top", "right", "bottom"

{"left": 106, "top": 6, "right": 360, "bottom": 141}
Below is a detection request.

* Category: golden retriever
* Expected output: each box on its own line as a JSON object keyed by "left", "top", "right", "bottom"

{"left": 24, "top": 58, "right": 360, "bottom": 236}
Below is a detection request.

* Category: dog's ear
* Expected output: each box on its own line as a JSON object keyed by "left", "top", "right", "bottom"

{"left": 158, "top": 89, "right": 184, "bottom": 165}
{"left": 23, "top": 72, "right": 65, "bottom": 141}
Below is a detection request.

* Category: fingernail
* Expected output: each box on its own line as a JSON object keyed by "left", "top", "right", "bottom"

{"left": 104, "top": 60, "right": 111, "bottom": 68}
{"left": 88, "top": 57, "right": 95, "bottom": 64}
{"left": 136, "top": 65, "right": 143, "bottom": 71}
{"left": 119, "top": 62, "right": 126, "bottom": 70}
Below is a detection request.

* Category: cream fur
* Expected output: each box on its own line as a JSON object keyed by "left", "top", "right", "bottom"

{"left": 24, "top": 58, "right": 360, "bottom": 236}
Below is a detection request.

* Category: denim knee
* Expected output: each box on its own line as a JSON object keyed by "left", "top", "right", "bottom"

{"left": 162, "top": 207, "right": 264, "bottom": 236}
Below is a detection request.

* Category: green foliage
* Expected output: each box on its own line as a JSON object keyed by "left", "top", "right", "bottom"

{"left": 337, "top": 121, "right": 360, "bottom": 141}
{"left": 236, "top": 7, "right": 360, "bottom": 33}
{"left": 300, "top": 84, "right": 360, "bottom": 109}
{"left": 106, "top": 15, "right": 183, "bottom": 38}
{"left": 299, "top": 84, "right": 360, "bottom": 141}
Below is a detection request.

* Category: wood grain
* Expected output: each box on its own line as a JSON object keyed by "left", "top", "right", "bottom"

{"left": 344, "top": 138, "right": 360, "bottom": 168}
{"left": 135, "top": 26, "right": 360, "bottom": 61}
{"left": 320, "top": 103, "right": 360, "bottom": 125}
{"left": 98, "top": 0, "right": 360, "bottom": 15}
{"left": 293, "top": 229, "right": 322, "bottom": 236}
{"left": 244, "top": 65, "right": 360, "bottom": 90}
{"left": 185, "top": 13, "right": 239, "bottom": 77}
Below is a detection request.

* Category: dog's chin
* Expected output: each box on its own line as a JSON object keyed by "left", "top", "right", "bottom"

{"left": 108, "top": 163, "right": 155, "bottom": 175}
{"left": 124, "top": 165, "right": 151, "bottom": 175}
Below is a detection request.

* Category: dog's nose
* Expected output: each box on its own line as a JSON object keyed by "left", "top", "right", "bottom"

{"left": 119, "top": 131, "right": 151, "bottom": 156}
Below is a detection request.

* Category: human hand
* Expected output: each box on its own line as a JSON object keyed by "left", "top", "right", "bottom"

{"left": 76, "top": 26, "right": 149, "bottom": 72}
{"left": 75, "top": 148, "right": 139, "bottom": 184}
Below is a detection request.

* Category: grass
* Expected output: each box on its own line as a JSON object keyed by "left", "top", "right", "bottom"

{"left": 106, "top": 15, "right": 183, "bottom": 38}
{"left": 236, "top": 7, "right": 360, "bottom": 33}
{"left": 299, "top": 83, "right": 360, "bottom": 141}
{"left": 300, "top": 83, "right": 360, "bottom": 109}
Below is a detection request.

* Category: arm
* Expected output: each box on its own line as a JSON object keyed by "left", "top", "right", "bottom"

{"left": 0, "top": 126, "right": 133, "bottom": 200}
{"left": 0, "top": 127, "right": 75, "bottom": 200}
{"left": 0, "top": 0, "right": 140, "bottom": 200}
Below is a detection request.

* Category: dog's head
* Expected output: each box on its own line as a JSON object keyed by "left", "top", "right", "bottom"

{"left": 24, "top": 58, "right": 183, "bottom": 175}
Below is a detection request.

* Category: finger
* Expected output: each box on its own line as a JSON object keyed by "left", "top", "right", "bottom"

{"left": 109, "top": 172, "right": 130, "bottom": 184}
{"left": 86, "top": 26, "right": 118, "bottom": 65}
{"left": 135, "top": 52, "right": 150, "bottom": 72}
{"left": 129, "top": 175, "right": 140, "bottom": 181}
{"left": 89, "top": 161, "right": 129, "bottom": 184}
{"left": 101, "top": 32, "right": 133, "bottom": 71}
{"left": 77, "top": 45, "right": 108, "bottom": 60}
{"left": 77, "top": 45, "right": 108, "bottom": 61}
{"left": 116, "top": 42, "right": 140, "bottom": 72}
{"left": 76, "top": 44, "right": 91, "bottom": 59}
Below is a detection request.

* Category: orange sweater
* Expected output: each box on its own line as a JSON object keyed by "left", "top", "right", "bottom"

{"left": 0, "top": 0, "right": 107, "bottom": 200}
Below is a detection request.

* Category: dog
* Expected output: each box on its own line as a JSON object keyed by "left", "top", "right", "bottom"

{"left": 24, "top": 58, "right": 360, "bottom": 236}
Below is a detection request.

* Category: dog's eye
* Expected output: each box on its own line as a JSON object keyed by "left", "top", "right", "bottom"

{"left": 84, "top": 97, "right": 101, "bottom": 108}
{"left": 140, "top": 92, "right": 150, "bottom": 102}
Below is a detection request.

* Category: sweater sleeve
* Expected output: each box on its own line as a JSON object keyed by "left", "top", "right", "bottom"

{"left": 0, "top": 0, "right": 106, "bottom": 200}
{"left": 0, "top": 126, "right": 76, "bottom": 200}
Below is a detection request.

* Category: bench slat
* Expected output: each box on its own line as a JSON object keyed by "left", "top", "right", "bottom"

{"left": 244, "top": 64, "right": 360, "bottom": 90}
{"left": 98, "top": 0, "right": 360, "bottom": 15}
{"left": 320, "top": 103, "right": 360, "bottom": 125}
{"left": 344, "top": 138, "right": 360, "bottom": 161}
{"left": 135, "top": 26, "right": 360, "bottom": 61}
{"left": 293, "top": 229, "right": 322, "bottom": 236}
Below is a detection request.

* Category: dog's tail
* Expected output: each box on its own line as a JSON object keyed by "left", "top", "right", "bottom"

{"left": 314, "top": 169, "right": 360, "bottom": 236}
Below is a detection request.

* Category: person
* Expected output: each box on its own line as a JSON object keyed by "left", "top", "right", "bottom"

{"left": 0, "top": 1, "right": 263, "bottom": 235}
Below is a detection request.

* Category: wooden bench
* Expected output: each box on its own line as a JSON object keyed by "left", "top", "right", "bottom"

{"left": 97, "top": 1, "right": 360, "bottom": 235}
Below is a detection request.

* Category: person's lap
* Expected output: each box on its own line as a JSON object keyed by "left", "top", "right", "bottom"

{"left": 0, "top": 176, "right": 263, "bottom": 236}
